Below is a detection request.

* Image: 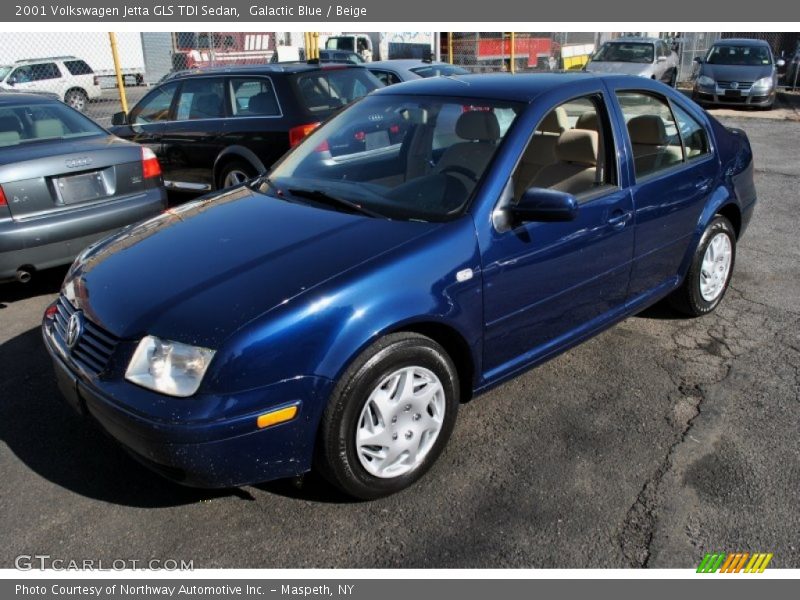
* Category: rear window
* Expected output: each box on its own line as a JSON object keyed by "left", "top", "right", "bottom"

{"left": 64, "top": 60, "right": 94, "bottom": 76}
{"left": 0, "top": 102, "right": 104, "bottom": 147}
{"left": 409, "top": 65, "right": 470, "bottom": 78}
{"left": 292, "top": 68, "right": 382, "bottom": 115}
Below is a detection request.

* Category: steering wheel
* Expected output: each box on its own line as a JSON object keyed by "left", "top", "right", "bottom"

{"left": 439, "top": 165, "right": 479, "bottom": 183}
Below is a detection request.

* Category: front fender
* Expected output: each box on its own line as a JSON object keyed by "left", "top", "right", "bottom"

{"left": 205, "top": 216, "right": 483, "bottom": 398}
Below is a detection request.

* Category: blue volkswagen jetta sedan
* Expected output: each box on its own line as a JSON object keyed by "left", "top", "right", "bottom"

{"left": 43, "top": 73, "right": 756, "bottom": 499}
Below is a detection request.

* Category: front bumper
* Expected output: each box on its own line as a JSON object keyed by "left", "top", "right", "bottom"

{"left": 693, "top": 86, "right": 775, "bottom": 107}
{"left": 0, "top": 188, "right": 166, "bottom": 281}
{"left": 42, "top": 315, "right": 332, "bottom": 488}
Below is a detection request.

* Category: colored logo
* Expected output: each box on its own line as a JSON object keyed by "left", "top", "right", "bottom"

{"left": 697, "top": 552, "right": 773, "bottom": 573}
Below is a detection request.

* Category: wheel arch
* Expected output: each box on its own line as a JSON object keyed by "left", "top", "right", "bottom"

{"left": 212, "top": 145, "right": 267, "bottom": 188}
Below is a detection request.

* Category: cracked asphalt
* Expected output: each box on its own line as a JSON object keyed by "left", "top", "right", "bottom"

{"left": 0, "top": 113, "right": 798, "bottom": 569}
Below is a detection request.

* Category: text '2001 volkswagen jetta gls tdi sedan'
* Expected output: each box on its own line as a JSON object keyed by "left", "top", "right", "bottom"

{"left": 43, "top": 73, "right": 756, "bottom": 499}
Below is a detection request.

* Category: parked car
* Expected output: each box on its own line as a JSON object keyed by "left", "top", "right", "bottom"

{"left": 318, "top": 50, "right": 365, "bottom": 65}
{"left": 0, "top": 94, "right": 166, "bottom": 283}
{"left": 44, "top": 73, "right": 755, "bottom": 499}
{"left": 692, "top": 39, "right": 784, "bottom": 109}
{"left": 109, "top": 63, "right": 383, "bottom": 193}
{"left": 367, "top": 59, "right": 470, "bottom": 85}
{"left": 785, "top": 45, "right": 800, "bottom": 90}
{"left": 0, "top": 57, "right": 103, "bottom": 111}
{"left": 584, "top": 37, "right": 679, "bottom": 86}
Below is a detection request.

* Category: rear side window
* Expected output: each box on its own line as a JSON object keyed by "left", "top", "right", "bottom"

{"left": 230, "top": 78, "right": 280, "bottom": 116}
{"left": 175, "top": 78, "right": 226, "bottom": 120}
{"left": 63, "top": 60, "right": 94, "bottom": 75}
{"left": 292, "top": 69, "right": 382, "bottom": 115}
{"left": 131, "top": 82, "right": 178, "bottom": 124}
{"left": 671, "top": 103, "right": 710, "bottom": 159}
{"left": 616, "top": 91, "right": 683, "bottom": 179}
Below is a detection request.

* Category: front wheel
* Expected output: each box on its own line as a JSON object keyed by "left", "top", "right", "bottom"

{"left": 669, "top": 215, "right": 736, "bottom": 316}
{"left": 316, "top": 332, "right": 460, "bottom": 499}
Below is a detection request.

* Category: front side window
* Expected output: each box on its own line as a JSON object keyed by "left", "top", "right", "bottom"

{"left": 512, "top": 95, "right": 616, "bottom": 201}
{"left": 265, "top": 94, "right": 523, "bottom": 221}
{"left": 131, "top": 82, "right": 178, "bottom": 124}
{"left": 11, "top": 63, "right": 61, "bottom": 83}
{"left": 616, "top": 91, "right": 683, "bottom": 179}
{"left": 592, "top": 42, "right": 655, "bottom": 64}
{"left": 175, "top": 78, "right": 226, "bottom": 120}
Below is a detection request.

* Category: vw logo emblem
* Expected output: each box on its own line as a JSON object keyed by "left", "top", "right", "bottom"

{"left": 66, "top": 312, "right": 84, "bottom": 350}
{"left": 730, "top": 81, "right": 739, "bottom": 90}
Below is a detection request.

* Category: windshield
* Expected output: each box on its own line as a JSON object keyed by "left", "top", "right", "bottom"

{"left": 0, "top": 101, "right": 105, "bottom": 147}
{"left": 706, "top": 44, "right": 772, "bottom": 66}
{"left": 410, "top": 65, "right": 471, "bottom": 78}
{"left": 592, "top": 42, "right": 654, "bottom": 63}
{"left": 264, "top": 94, "right": 522, "bottom": 222}
{"left": 0, "top": 66, "right": 11, "bottom": 81}
{"left": 292, "top": 68, "right": 383, "bottom": 115}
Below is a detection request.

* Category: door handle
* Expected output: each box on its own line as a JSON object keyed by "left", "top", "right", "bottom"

{"left": 695, "top": 178, "right": 712, "bottom": 192}
{"left": 608, "top": 210, "right": 632, "bottom": 229}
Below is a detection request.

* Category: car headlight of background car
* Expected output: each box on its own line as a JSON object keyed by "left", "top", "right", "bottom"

{"left": 696, "top": 75, "right": 716, "bottom": 87}
{"left": 125, "top": 335, "right": 215, "bottom": 397}
{"left": 752, "top": 76, "right": 774, "bottom": 90}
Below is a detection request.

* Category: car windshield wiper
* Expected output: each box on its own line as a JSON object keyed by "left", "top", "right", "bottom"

{"left": 287, "top": 187, "right": 384, "bottom": 218}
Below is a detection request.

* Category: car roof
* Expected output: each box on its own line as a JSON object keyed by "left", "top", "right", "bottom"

{"left": 607, "top": 37, "right": 660, "bottom": 44}
{"left": 373, "top": 72, "right": 603, "bottom": 102}
{"left": 368, "top": 60, "right": 452, "bottom": 69}
{"left": 712, "top": 38, "right": 771, "bottom": 47}
{"left": 166, "top": 62, "right": 367, "bottom": 79}
{"left": 0, "top": 92, "right": 59, "bottom": 105}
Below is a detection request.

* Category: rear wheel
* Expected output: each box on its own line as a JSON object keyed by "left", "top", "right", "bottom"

{"left": 217, "top": 160, "right": 255, "bottom": 189}
{"left": 64, "top": 88, "right": 88, "bottom": 112}
{"left": 669, "top": 69, "right": 677, "bottom": 88}
{"left": 669, "top": 215, "right": 736, "bottom": 316}
{"left": 316, "top": 332, "right": 460, "bottom": 499}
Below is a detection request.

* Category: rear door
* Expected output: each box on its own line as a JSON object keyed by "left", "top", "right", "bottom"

{"left": 160, "top": 76, "right": 227, "bottom": 192}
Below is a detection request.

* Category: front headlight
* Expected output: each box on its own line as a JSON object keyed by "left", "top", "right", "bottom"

{"left": 752, "top": 76, "right": 773, "bottom": 90}
{"left": 697, "top": 75, "right": 715, "bottom": 87}
{"left": 125, "top": 335, "right": 215, "bottom": 397}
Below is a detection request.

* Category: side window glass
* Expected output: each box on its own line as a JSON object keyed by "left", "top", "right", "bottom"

{"left": 512, "top": 95, "right": 616, "bottom": 201}
{"left": 175, "top": 78, "right": 226, "bottom": 121}
{"left": 671, "top": 103, "right": 710, "bottom": 159}
{"left": 230, "top": 78, "right": 280, "bottom": 116}
{"left": 616, "top": 91, "right": 683, "bottom": 179}
{"left": 131, "top": 82, "right": 178, "bottom": 124}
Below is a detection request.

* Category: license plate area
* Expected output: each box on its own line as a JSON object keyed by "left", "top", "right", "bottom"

{"left": 56, "top": 169, "right": 113, "bottom": 205}
{"left": 725, "top": 89, "right": 742, "bottom": 98}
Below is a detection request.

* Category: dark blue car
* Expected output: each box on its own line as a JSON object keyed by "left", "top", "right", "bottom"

{"left": 43, "top": 73, "right": 756, "bottom": 499}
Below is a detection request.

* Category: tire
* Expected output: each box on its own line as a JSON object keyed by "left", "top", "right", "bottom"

{"left": 217, "top": 160, "right": 255, "bottom": 189}
{"left": 316, "top": 332, "right": 460, "bottom": 500}
{"left": 64, "top": 88, "right": 88, "bottom": 112}
{"left": 669, "top": 215, "right": 736, "bottom": 317}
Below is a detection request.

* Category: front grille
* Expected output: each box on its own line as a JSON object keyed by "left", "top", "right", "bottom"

{"left": 53, "top": 296, "right": 119, "bottom": 375}
{"left": 717, "top": 80, "right": 754, "bottom": 90}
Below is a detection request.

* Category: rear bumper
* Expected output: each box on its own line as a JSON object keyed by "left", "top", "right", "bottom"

{"left": 42, "top": 319, "right": 331, "bottom": 488}
{"left": 0, "top": 188, "right": 166, "bottom": 280}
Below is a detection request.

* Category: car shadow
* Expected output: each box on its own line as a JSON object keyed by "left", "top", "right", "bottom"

{"left": 634, "top": 301, "right": 685, "bottom": 320}
{"left": 0, "top": 325, "right": 355, "bottom": 506}
{"left": 0, "top": 266, "right": 67, "bottom": 308}
{"left": 0, "top": 326, "right": 245, "bottom": 507}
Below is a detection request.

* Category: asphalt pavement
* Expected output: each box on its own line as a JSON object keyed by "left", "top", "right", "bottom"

{"left": 0, "top": 111, "right": 797, "bottom": 569}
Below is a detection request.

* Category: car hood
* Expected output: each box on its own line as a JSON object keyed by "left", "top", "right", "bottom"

{"left": 585, "top": 61, "right": 653, "bottom": 76}
{"left": 65, "top": 186, "right": 440, "bottom": 347}
{"left": 700, "top": 63, "right": 774, "bottom": 82}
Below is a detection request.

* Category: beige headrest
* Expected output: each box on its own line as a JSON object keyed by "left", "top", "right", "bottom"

{"left": 555, "top": 129, "right": 598, "bottom": 166}
{"left": 627, "top": 115, "right": 667, "bottom": 145}
{"left": 33, "top": 118, "right": 64, "bottom": 139}
{"left": 575, "top": 111, "right": 599, "bottom": 131}
{"left": 455, "top": 110, "right": 500, "bottom": 141}
{"left": 537, "top": 106, "right": 569, "bottom": 134}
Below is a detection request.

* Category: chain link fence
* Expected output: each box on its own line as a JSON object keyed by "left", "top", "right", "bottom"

{"left": 1, "top": 31, "right": 797, "bottom": 131}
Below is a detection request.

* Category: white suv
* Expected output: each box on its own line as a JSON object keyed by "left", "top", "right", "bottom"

{"left": 0, "top": 56, "right": 102, "bottom": 111}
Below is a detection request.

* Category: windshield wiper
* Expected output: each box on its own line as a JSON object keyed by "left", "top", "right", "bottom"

{"left": 287, "top": 187, "right": 384, "bottom": 218}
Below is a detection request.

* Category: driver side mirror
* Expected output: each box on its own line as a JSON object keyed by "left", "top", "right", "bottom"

{"left": 6, "top": 76, "right": 16, "bottom": 86}
{"left": 510, "top": 188, "right": 579, "bottom": 224}
{"left": 776, "top": 58, "right": 786, "bottom": 68}
{"left": 111, "top": 111, "right": 129, "bottom": 126}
